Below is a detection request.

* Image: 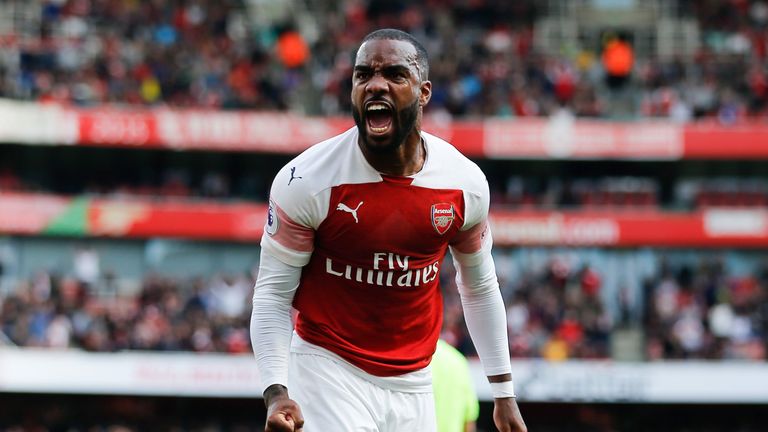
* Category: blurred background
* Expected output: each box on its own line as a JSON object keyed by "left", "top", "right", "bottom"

{"left": 0, "top": 0, "right": 767, "bottom": 431}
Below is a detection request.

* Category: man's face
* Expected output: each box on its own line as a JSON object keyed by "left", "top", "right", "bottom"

{"left": 351, "top": 39, "right": 431, "bottom": 153}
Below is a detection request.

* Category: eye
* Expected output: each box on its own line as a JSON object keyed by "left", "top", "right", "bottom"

{"left": 386, "top": 70, "right": 408, "bottom": 82}
{"left": 355, "top": 71, "right": 371, "bottom": 81}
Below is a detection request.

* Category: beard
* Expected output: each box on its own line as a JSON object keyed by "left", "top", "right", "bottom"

{"left": 353, "top": 99, "right": 419, "bottom": 154}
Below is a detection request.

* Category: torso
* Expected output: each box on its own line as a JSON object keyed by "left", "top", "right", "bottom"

{"left": 262, "top": 127, "right": 489, "bottom": 376}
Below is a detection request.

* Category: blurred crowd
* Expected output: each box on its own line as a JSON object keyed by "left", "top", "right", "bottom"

{"left": 644, "top": 257, "right": 768, "bottom": 360}
{"left": 2, "top": 249, "right": 766, "bottom": 362}
{"left": 0, "top": 269, "right": 253, "bottom": 353}
{"left": 441, "top": 257, "right": 614, "bottom": 361}
{"left": 0, "top": 0, "right": 767, "bottom": 121}
{"left": 442, "top": 251, "right": 768, "bottom": 361}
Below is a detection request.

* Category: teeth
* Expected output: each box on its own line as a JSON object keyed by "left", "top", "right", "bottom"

{"left": 366, "top": 103, "right": 391, "bottom": 132}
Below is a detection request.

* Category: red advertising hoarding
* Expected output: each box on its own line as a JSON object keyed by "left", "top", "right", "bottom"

{"left": 2, "top": 192, "right": 767, "bottom": 246}
{"left": 3, "top": 100, "right": 768, "bottom": 159}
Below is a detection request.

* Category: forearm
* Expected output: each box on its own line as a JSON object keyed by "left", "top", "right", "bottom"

{"left": 451, "top": 248, "right": 512, "bottom": 378}
{"left": 251, "top": 250, "right": 302, "bottom": 392}
{"left": 451, "top": 236, "right": 525, "bottom": 430}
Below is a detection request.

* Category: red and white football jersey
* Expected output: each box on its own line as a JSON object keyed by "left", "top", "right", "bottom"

{"left": 261, "top": 127, "right": 491, "bottom": 377}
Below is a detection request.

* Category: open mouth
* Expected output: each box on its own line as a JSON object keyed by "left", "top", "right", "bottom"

{"left": 365, "top": 102, "right": 393, "bottom": 134}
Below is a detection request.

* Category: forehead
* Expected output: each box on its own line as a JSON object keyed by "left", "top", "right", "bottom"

{"left": 355, "top": 39, "right": 419, "bottom": 68}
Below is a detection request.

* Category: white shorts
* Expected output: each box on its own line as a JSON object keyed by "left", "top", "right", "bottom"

{"left": 288, "top": 337, "right": 437, "bottom": 432}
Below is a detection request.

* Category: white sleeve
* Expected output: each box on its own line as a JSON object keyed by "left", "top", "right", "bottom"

{"left": 250, "top": 248, "right": 302, "bottom": 391}
{"left": 450, "top": 244, "right": 512, "bottom": 377}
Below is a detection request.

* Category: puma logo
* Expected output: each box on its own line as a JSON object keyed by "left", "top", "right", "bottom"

{"left": 288, "top": 167, "right": 302, "bottom": 185}
{"left": 336, "top": 201, "right": 363, "bottom": 223}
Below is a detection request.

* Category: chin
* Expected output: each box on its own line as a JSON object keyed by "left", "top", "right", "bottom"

{"left": 361, "top": 134, "right": 402, "bottom": 154}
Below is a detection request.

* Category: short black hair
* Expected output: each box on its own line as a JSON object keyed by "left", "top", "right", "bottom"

{"left": 360, "top": 28, "right": 429, "bottom": 80}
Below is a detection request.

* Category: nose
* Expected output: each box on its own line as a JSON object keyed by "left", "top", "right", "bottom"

{"left": 366, "top": 72, "right": 388, "bottom": 94}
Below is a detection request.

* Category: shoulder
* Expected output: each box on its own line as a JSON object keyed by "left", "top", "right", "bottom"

{"left": 271, "top": 127, "right": 371, "bottom": 199}
{"left": 269, "top": 128, "right": 382, "bottom": 227}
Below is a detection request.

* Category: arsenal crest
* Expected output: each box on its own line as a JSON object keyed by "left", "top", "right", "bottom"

{"left": 431, "top": 203, "right": 454, "bottom": 235}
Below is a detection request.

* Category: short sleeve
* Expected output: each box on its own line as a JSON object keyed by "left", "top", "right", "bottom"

{"left": 450, "top": 176, "right": 492, "bottom": 266}
{"left": 260, "top": 162, "right": 326, "bottom": 267}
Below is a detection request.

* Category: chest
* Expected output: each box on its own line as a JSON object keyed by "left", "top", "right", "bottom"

{"left": 316, "top": 181, "right": 465, "bottom": 263}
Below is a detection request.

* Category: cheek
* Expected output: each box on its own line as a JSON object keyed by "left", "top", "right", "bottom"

{"left": 393, "top": 85, "right": 416, "bottom": 101}
{"left": 351, "top": 85, "right": 366, "bottom": 101}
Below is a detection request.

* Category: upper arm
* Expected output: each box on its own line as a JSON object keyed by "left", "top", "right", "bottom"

{"left": 450, "top": 176, "right": 492, "bottom": 265}
{"left": 260, "top": 163, "right": 327, "bottom": 267}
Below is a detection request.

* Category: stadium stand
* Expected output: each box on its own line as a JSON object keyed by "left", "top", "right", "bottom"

{"left": 1, "top": 0, "right": 768, "bottom": 431}
{"left": 0, "top": 0, "right": 765, "bottom": 120}
{"left": 1, "top": 245, "right": 766, "bottom": 362}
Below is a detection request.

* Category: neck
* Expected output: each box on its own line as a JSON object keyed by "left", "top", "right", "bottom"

{"left": 360, "top": 131, "right": 425, "bottom": 177}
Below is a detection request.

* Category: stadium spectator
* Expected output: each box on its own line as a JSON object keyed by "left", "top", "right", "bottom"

{"left": 601, "top": 32, "right": 634, "bottom": 90}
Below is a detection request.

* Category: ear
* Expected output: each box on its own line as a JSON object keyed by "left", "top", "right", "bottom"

{"left": 419, "top": 80, "right": 432, "bottom": 107}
